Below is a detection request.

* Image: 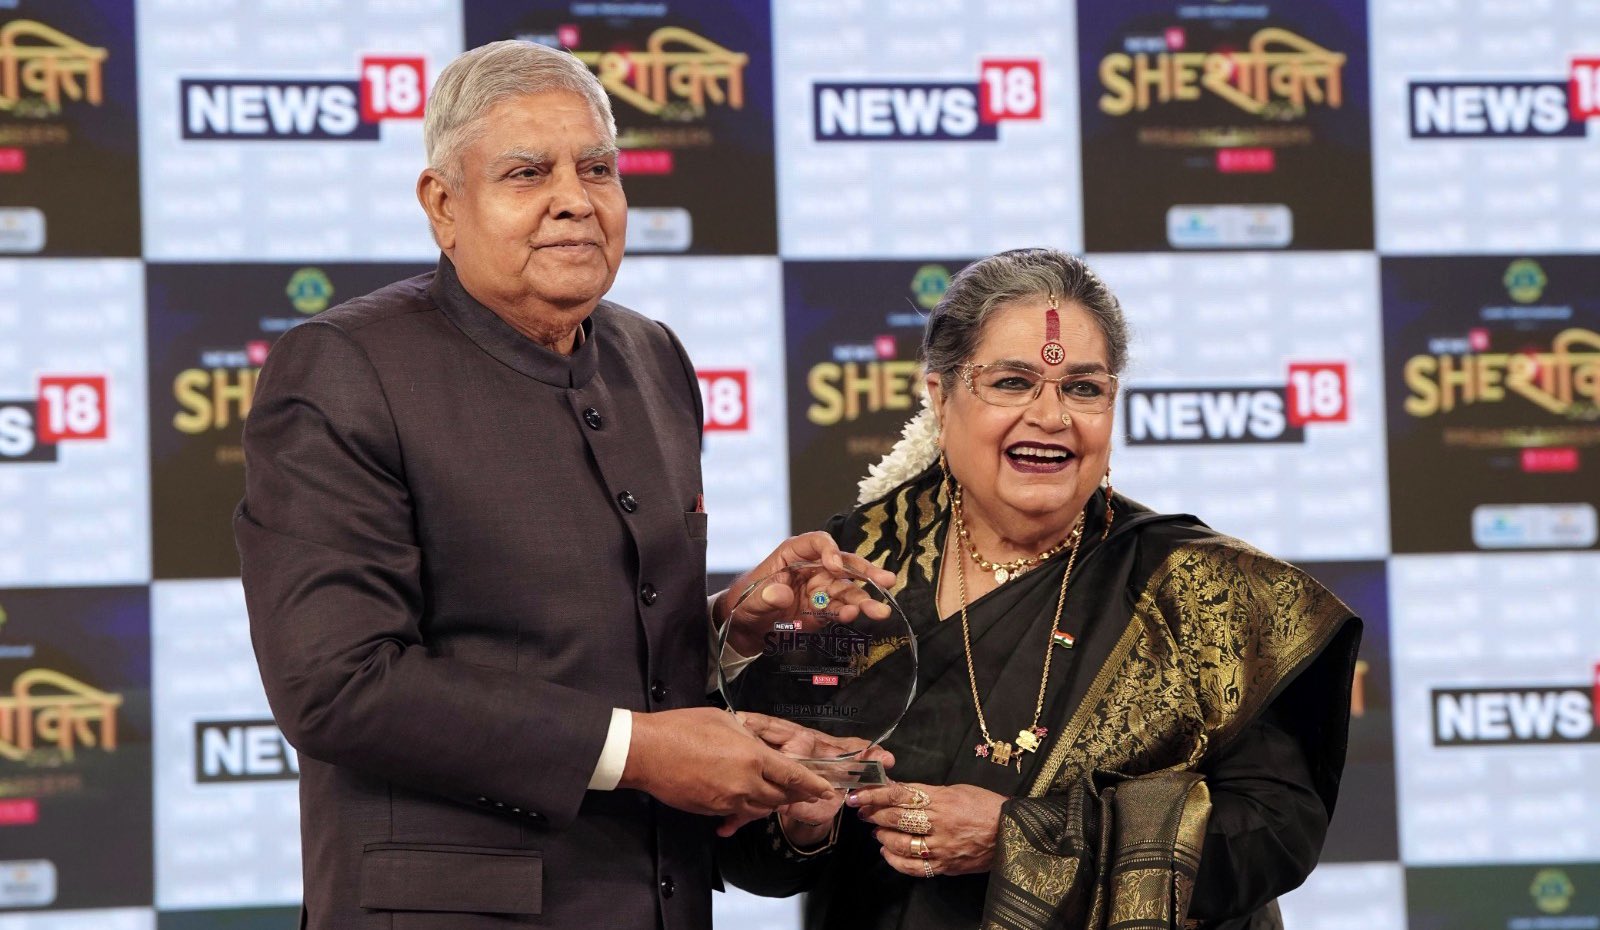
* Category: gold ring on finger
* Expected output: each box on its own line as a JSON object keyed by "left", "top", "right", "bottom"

{"left": 899, "top": 787, "right": 931, "bottom": 810}
{"left": 910, "top": 836, "right": 931, "bottom": 860}
{"left": 922, "top": 860, "right": 936, "bottom": 879}
{"left": 896, "top": 809, "right": 932, "bottom": 836}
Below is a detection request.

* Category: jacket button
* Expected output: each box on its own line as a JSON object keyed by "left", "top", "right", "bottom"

{"left": 583, "top": 407, "right": 603, "bottom": 430}
{"left": 650, "top": 680, "right": 669, "bottom": 703}
{"left": 639, "top": 583, "right": 658, "bottom": 605}
{"left": 475, "top": 796, "right": 490, "bottom": 806}
{"left": 660, "top": 876, "right": 676, "bottom": 899}
{"left": 617, "top": 491, "right": 638, "bottom": 513}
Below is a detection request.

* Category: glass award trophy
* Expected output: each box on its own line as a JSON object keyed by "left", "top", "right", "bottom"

{"left": 715, "top": 561, "right": 917, "bottom": 788}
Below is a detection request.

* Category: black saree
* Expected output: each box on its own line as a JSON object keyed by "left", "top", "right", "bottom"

{"left": 718, "top": 464, "right": 1360, "bottom": 930}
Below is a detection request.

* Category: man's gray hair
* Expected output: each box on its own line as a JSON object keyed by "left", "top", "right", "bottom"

{"left": 922, "top": 248, "right": 1130, "bottom": 391}
{"left": 424, "top": 40, "right": 617, "bottom": 185}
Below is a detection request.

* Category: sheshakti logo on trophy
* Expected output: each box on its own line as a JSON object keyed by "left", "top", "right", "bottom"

{"left": 716, "top": 562, "right": 917, "bottom": 787}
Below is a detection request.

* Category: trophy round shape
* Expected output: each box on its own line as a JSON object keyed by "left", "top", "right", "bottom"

{"left": 716, "top": 561, "right": 918, "bottom": 785}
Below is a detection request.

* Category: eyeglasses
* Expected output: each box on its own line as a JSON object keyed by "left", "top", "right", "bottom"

{"left": 959, "top": 363, "right": 1118, "bottom": 414}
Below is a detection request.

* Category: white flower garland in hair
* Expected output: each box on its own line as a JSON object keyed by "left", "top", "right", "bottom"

{"left": 856, "top": 394, "right": 941, "bottom": 504}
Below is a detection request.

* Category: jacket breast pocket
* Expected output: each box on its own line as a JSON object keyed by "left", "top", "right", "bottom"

{"left": 359, "top": 843, "right": 542, "bottom": 915}
{"left": 684, "top": 510, "right": 708, "bottom": 541}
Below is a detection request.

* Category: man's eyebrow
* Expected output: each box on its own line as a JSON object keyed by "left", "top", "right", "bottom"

{"left": 577, "top": 143, "right": 620, "bottom": 162}
{"left": 487, "top": 148, "right": 550, "bottom": 171}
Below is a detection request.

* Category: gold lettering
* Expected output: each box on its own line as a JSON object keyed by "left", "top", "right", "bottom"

{"left": 0, "top": 669, "right": 122, "bottom": 762}
{"left": 1099, "top": 28, "right": 1345, "bottom": 116}
{"left": 173, "top": 368, "right": 258, "bottom": 434}
{"left": 1098, "top": 53, "right": 1133, "bottom": 116}
{"left": 1403, "top": 355, "right": 1440, "bottom": 418}
{"left": 0, "top": 20, "right": 108, "bottom": 114}
{"left": 807, "top": 363, "right": 843, "bottom": 426}
{"left": 574, "top": 27, "right": 747, "bottom": 118}
{"left": 840, "top": 363, "right": 880, "bottom": 423}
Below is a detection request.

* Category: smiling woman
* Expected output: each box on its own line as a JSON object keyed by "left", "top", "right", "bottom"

{"left": 719, "top": 248, "right": 1364, "bottom": 930}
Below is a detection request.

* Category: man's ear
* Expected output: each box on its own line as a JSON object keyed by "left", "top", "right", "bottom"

{"left": 416, "top": 168, "right": 457, "bottom": 251}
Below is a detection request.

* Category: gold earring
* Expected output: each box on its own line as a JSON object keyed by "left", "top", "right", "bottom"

{"left": 1101, "top": 465, "right": 1115, "bottom": 540}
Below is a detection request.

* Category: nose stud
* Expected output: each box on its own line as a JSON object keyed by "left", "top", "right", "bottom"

{"left": 1060, "top": 411, "right": 1072, "bottom": 427}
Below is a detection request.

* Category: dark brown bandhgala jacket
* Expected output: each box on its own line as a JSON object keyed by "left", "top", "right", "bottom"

{"left": 235, "top": 257, "right": 714, "bottom": 929}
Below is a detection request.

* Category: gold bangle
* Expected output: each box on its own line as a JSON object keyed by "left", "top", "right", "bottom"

{"left": 774, "top": 809, "right": 841, "bottom": 858}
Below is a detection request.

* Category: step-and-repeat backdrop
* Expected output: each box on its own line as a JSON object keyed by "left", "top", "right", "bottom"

{"left": 2, "top": 1, "right": 1598, "bottom": 927}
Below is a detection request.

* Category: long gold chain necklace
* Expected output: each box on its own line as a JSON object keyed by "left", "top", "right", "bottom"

{"left": 948, "top": 490, "right": 1085, "bottom": 769}
{"left": 953, "top": 484, "right": 1076, "bottom": 584}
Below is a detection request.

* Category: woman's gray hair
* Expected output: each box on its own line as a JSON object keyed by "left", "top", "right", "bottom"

{"left": 922, "top": 248, "right": 1129, "bottom": 392}
{"left": 424, "top": 40, "right": 617, "bottom": 186}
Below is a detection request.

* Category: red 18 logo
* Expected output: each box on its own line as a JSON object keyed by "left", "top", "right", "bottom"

{"left": 360, "top": 57, "right": 427, "bottom": 122}
{"left": 978, "top": 60, "right": 1042, "bottom": 123}
{"left": 1285, "top": 363, "right": 1347, "bottom": 427}
{"left": 37, "top": 376, "right": 108, "bottom": 442}
{"left": 697, "top": 370, "right": 749, "bottom": 432}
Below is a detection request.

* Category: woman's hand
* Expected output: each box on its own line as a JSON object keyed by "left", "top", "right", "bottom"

{"left": 851, "top": 781, "right": 1007, "bottom": 877}
{"left": 716, "top": 532, "right": 898, "bottom": 657}
{"left": 739, "top": 713, "right": 896, "bottom": 847}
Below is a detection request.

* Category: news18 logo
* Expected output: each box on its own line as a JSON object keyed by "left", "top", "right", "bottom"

{"left": 1431, "top": 664, "right": 1600, "bottom": 746}
{"left": 194, "top": 718, "right": 299, "bottom": 783}
{"left": 813, "top": 60, "right": 1042, "bottom": 142}
{"left": 0, "top": 376, "right": 109, "bottom": 463}
{"left": 1123, "top": 363, "right": 1349, "bottom": 445}
{"left": 180, "top": 57, "right": 426, "bottom": 141}
{"left": 1408, "top": 57, "right": 1600, "bottom": 138}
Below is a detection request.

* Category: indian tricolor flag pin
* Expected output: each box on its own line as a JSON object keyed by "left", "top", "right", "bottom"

{"left": 1052, "top": 629, "right": 1075, "bottom": 650}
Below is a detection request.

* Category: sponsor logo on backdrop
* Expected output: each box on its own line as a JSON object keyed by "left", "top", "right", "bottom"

{"left": 1124, "top": 362, "right": 1349, "bottom": 444}
{"left": 806, "top": 337, "right": 920, "bottom": 428}
{"left": 813, "top": 60, "right": 1042, "bottom": 142}
{"left": 0, "top": 18, "right": 125, "bottom": 253}
{"left": 0, "top": 859, "right": 56, "bottom": 907}
{"left": 1385, "top": 256, "right": 1600, "bottom": 552}
{"left": 180, "top": 57, "right": 426, "bottom": 141}
{"left": 1077, "top": 0, "right": 1372, "bottom": 251}
{"left": 0, "top": 376, "right": 108, "bottom": 464}
{"left": 170, "top": 267, "right": 330, "bottom": 443}
{"left": 193, "top": 719, "right": 298, "bottom": 783}
{"left": 485, "top": 2, "right": 778, "bottom": 254}
{"left": 911, "top": 264, "right": 951, "bottom": 310}
{"left": 1532, "top": 869, "right": 1576, "bottom": 916}
{"left": 1431, "top": 662, "right": 1600, "bottom": 746}
{"left": 803, "top": 265, "right": 938, "bottom": 430}
{"left": 1409, "top": 57, "right": 1600, "bottom": 138}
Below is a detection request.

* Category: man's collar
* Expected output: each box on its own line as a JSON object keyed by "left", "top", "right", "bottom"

{"left": 429, "top": 254, "right": 599, "bottom": 388}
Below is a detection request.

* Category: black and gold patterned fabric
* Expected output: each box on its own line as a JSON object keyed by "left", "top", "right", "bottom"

{"left": 720, "top": 464, "right": 1361, "bottom": 930}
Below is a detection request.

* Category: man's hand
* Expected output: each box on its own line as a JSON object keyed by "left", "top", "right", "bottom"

{"left": 620, "top": 708, "right": 834, "bottom": 837}
{"left": 740, "top": 713, "right": 895, "bottom": 847}
{"left": 716, "top": 532, "right": 899, "bottom": 657}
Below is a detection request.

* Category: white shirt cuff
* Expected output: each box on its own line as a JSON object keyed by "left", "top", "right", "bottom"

{"left": 708, "top": 592, "right": 761, "bottom": 691}
{"left": 587, "top": 707, "right": 632, "bottom": 791}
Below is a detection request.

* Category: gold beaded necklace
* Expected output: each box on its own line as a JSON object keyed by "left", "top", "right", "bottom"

{"left": 946, "top": 486, "right": 1085, "bottom": 769}
{"left": 952, "top": 485, "right": 1077, "bottom": 584}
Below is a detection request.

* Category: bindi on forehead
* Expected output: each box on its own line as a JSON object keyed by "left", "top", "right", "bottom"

{"left": 1042, "top": 293, "right": 1065, "bottom": 367}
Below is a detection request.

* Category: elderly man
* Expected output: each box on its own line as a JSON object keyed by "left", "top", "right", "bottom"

{"left": 235, "top": 41, "right": 850, "bottom": 929}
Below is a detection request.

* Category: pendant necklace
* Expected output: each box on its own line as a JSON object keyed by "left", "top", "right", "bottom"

{"left": 948, "top": 486, "right": 1085, "bottom": 769}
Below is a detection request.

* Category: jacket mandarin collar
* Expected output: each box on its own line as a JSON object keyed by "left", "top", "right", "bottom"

{"left": 429, "top": 254, "right": 599, "bottom": 389}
